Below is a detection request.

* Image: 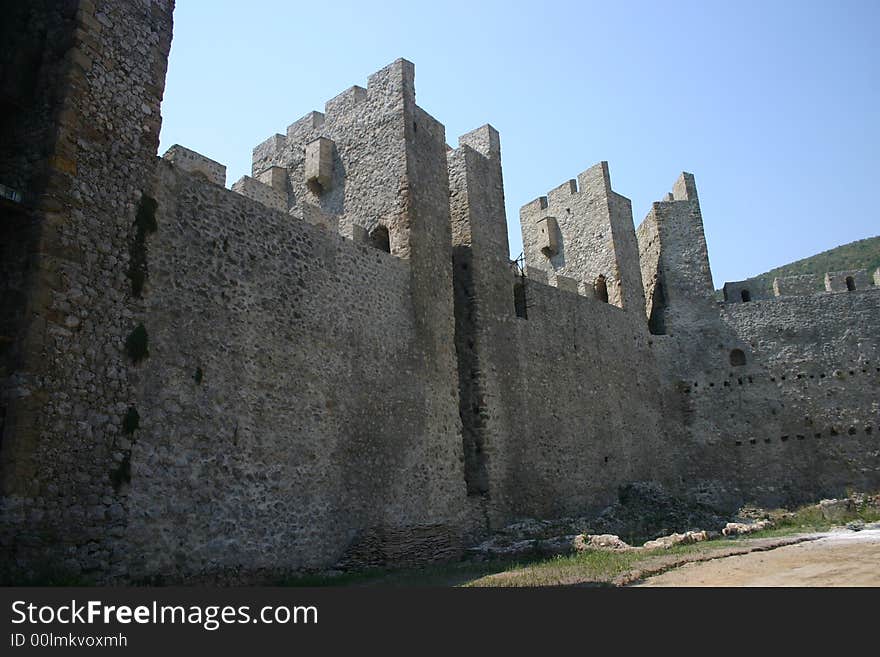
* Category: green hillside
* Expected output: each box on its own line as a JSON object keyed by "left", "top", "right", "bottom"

{"left": 718, "top": 235, "right": 880, "bottom": 298}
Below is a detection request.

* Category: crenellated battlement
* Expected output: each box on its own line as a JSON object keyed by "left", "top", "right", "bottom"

{"left": 636, "top": 172, "right": 717, "bottom": 340}
{"left": 773, "top": 274, "right": 820, "bottom": 297}
{"left": 285, "top": 110, "right": 326, "bottom": 142}
{"left": 231, "top": 174, "right": 287, "bottom": 212}
{"left": 324, "top": 85, "right": 367, "bottom": 119}
{"left": 252, "top": 133, "right": 286, "bottom": 169}
{"left": 826, "top": 269, "right": 872, "bottom": 292}
{"left": 162, "top": 144, "right": 226, "bottom": 186}
{"left": 3, "top": 22, "right": 879, "bottom": 585}
{"left": 245, "top": 58, "right": 446, "bottom": 260}
{"left": 723, "top": 279, "right": 769, "bottom": 303}
{"left": 519, "top": 161, "right": 645, "bottom": 310}
{"left": 722, "top": 268, "right": 879, "bottom": 303}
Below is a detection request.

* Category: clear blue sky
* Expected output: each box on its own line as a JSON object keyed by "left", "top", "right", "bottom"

{"left": 158, "top": 0, "right": 879, "bottom": 287}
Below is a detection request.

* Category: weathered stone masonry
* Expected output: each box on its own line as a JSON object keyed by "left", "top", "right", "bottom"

{"left": 1, "top": 0, "right": 174, "bottom": 579}
{"left": 1, "top": 2, "right": 878, "bottom": 582}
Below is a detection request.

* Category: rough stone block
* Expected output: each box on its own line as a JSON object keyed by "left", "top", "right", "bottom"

{"left": 287, "top": 111, "right": 325, "bottom": 140}
{"left": 231, "top": 175, "right": 286, "bottom": 212}
{"left": 555, "top": 274, "right": 579, "bottom": 293}
{"left": 256, "top": 166, "right": 288, "bottom": 193}
{"left": 301, "top": 202, "right": 334, "bottom": 229}
{"left": 773, "top": 274, "right": 820, "bottom": 297}
{"left": 305, "top": 137, "right": 334, "bottom": 193}
{"left": 537, "top": 216, "right": 559, "bottom": 257}
{"left": 325, "top": 85, "right": 367, "bottom": 118}
{"left": 825, "top": 269, "right": 871, "bottom": 292}
{"left": 526, "top": 267, "right": 549, "bottom": 285}
{"left": 352, "top": 224, "right": 369, "bottom": 243}
{"left": 723, "top": 279, "right": 766, "bottom": 303}
{"left": 162, "top": 144, "right": 225, "bottom": 186}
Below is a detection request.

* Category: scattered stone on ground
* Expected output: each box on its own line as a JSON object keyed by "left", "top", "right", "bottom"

{"left": 722, "top": 520, "right": 773, "bottom": 536}
{"left": 590, "top": 482, "right": 729, "bottom": 544}
{"left": 577, "top": 534, "right": 632, "bottom": 551}
{"left": 819, "top": 498, "right": 856, "bottom": 521}
{"left": 643, "top": 530, "right": 709, "bottom": 550}
{"left": 466, "top": 489, "right": 878, "bottom": 563}
{"left": 466, "top": 534, "right": 583, "bottom": 560}
{"left": 634, "top": 529, "right": 880, "bottom": 586}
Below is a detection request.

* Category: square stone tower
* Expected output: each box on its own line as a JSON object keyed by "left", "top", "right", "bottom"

{"left": 519, "top": 162, "right": 645, "bottom": 311}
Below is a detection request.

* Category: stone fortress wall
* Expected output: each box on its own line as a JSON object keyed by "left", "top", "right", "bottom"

{"left": 1, "top": 0, "right": 878, "bottom": 582}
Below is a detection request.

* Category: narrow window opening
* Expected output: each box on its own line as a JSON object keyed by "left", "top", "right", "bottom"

{"left": 369, "top": 224, "right": 390, "bottom": 253}
{"left": 845, "top": 276, "right": 855, "bottom": 291}
{"left": 730, "top": 348, "right": 746, "bottom": 367}
{"left": 594, "top": 275, "right": 608, "bottom": 303}
{"left": 741, "top": 289, "right": 751, "bottom": 302}
{"left": 514, "top": 282, "right": 528, "bottom": 319}
{"left": 648, "top": 277, "right": 666, "bottom": 335}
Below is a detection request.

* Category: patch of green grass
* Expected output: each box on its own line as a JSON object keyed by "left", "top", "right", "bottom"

{"left": 464, "top": 540, "right": 749, "bottom": 587}
{"left": 729, "top": 502, "right": 880, "bottom": 541}
{"left": 281, "top": 497, "right": 880, "bottom": 588}
{"left": 465, "top": 549, "right": 642, "bottom": 587}
{"left": 278, "top": 535, "right": 801, "bottom": 588}
{"left": 279, "top": 557, "right": 549, "bottom": 588}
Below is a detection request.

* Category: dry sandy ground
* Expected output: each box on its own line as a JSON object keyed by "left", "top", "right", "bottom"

{"left": 637, "top": 529, "right": 880, "bottom": 586}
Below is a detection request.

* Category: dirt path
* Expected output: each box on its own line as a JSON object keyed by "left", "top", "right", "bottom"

{"left": 635, "top": 529, "right": 880, "bottom": 586}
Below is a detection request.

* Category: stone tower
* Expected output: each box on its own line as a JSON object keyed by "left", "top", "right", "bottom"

{"left": 1, "top": 0, "right": 175, "bottom": 578}
{"left": 520, "top": 162, "right": 645, "bottom": 311}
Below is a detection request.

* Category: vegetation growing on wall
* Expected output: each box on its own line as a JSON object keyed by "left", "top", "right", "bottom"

{"left": 110, "top": 453, "right": 131, "bottom": 492}
{"left": 125, "top": 324, "right": 149, "bottom": 363}
{"left": 127, "top": 193, "right": 158, "bottom": 298}
{"left": 122, "top": 407, "right": 140, "bottom": 434}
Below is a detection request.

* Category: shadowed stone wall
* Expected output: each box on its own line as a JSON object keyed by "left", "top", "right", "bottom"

{"left": 2, "top": 2, "right": 879, "bottom": 583}
{"left": 122, "top": 158, "right": 466, "bottom": 579}
{"left": 1, "top": 0, "right": 174, "bottom": 580}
